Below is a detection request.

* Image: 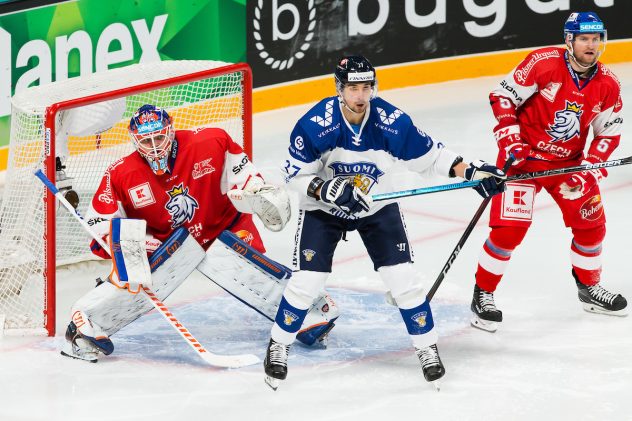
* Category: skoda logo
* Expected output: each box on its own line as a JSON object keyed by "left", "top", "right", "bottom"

{"left": 253, "top": 0, "right": 316, "bottom": 70}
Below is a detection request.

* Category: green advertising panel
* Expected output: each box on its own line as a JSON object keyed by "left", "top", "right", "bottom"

{"left": 0, "top": 0, "right": 246, "bottom": 151}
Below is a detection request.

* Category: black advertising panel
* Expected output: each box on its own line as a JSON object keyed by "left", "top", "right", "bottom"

{"left": 247, "top": 0, "right": 631, "bottom": 88}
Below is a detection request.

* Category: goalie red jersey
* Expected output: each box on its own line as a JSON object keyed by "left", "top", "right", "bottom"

{"left": 491, "top": 46, "right": 622, "bottom": 164}
{"left": 86, "top": 127, "right": 265, "bottom": 255}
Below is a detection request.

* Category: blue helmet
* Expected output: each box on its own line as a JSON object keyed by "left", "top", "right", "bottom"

{"left": 128, "top": 104, "right": 175, "bottom": 175}
{"left": 563, "top": 12, "right": 606, "bottom": 41}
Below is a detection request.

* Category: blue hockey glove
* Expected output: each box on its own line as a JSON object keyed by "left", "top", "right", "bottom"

{"left": 320, "top": 177, "right": 372, "bottom": 215}
{"left": 464, "top": 160, "right": 507, "bottom": 198}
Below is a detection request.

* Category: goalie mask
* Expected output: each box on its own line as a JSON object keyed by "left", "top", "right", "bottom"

{"left": 129, "top": 104, "right": 175, "bottom": 175}
{"left": 563, "top": 12, "right": 607, "bottom": 69}
{"left": 334, "top": 55, "right": 378, "bottom": 99}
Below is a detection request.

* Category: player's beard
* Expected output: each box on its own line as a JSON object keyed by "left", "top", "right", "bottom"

{"left": 574, "top": 51, "right": 598, "bottom": 68}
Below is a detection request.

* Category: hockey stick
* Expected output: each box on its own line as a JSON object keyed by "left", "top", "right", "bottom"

{"left": 426, "top": 157, "right": 514, "bottom": 301}
{"left": 34, "top": 169, "right": 259, "bottom": 369}
{"left": 372, "top": 156, "right": 632, "bottom": 202}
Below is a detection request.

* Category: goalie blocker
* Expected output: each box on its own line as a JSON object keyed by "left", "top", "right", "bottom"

{"left": 65, "top": 228, "right": 337, "bottom": 361}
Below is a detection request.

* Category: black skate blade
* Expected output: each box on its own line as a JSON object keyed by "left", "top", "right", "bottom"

{"left": 264, "top": 375, "right": 281, "bottom": 391}
{"left": 582, "top": 303, "right": 629, "bottom": 317}
{"left": 470, "top": 315, "right": 498, "bottom": 332}
{"left": 60, "top": 350, "right": 97, "bottom": 363}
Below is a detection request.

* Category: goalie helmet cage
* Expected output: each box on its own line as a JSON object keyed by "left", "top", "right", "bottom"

{"left": 1, "top": 60, "right": 252, "bottom": 336}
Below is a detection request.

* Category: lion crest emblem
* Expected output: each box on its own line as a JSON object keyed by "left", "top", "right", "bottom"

{"left": 165, "top": 183, "right": 199, "bottom": 228}
{"left": 547, "top": 101, "right": 582, "bottom": 143}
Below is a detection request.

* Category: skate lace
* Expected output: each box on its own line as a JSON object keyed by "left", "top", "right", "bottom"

{"left": 416, "top": 345, "right": 440, "bottom": 367}
{"left": 268, "top": 341, "right": 290, "bottom": 366}
{"left": 587, "top": 285, "right": 617, "bottom": 304}
{"left": 478, "top": 290, "right": 497, "bottom": 310}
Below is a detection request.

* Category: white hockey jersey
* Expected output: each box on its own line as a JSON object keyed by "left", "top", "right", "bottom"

{"left": 282, "top": 95, "right": 460, "bottom": 217}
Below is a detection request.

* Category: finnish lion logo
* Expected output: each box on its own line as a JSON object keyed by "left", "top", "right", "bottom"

{"left": 547, "top": 101, "right": 582, "bottom": 143}
{"left": 165, "top": 183, "right": 199, "bottom": 228}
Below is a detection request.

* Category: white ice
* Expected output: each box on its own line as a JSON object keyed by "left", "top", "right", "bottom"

{"left": 1, "top": 63, "right": 631, "bottom": 421}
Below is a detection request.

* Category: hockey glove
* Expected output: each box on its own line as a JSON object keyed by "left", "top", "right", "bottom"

{"left": 320, "top": 177, "right": 372, "bottom": 215}
{"left": 559, "top": 159, "right": 607, "bottom": 200}
{"left": 464, "top": 160, "right": 507, "bottom": 198}
{"left": 228, "top": 183, "right": 291, "bottom": 232}
{"left": 495, "top": 124, "right": 531, "bottom": 168}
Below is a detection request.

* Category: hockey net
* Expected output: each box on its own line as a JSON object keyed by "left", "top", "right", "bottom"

{"left": 1, "top": 60, "right": 252, "bottom": 336}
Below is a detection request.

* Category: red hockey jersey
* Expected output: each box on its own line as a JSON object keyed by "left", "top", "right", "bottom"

{"left": 490, "top": 46, "right": 623, "bottom": 163}
{"left": 86, "top": 127, "right": 261, "bottom": 254}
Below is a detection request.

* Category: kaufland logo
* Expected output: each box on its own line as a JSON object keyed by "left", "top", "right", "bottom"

{"left": 0, "top": 15, "right": 168, "bottom": 117}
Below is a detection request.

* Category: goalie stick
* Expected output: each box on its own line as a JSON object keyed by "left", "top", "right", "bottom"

{"left": 34, "top": 169, "right": 259, "bottom": 369}
{"left": 372, "top": 156, "right": 632, "bottom": 202}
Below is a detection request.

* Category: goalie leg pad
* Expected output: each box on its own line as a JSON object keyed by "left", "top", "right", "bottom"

{"left": 197, "top": 231, "right": 338, "bottom": 345}
{"left": 73, "top": 227, "right": 205, "bottom": 337}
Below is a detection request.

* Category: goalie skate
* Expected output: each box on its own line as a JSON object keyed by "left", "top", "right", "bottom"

{"left": 60, "top": 320, "right": 112, "bottom": 363}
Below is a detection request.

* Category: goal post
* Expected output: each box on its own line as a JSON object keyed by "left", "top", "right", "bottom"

{"left": 1, "top": 60, "right": 252, "bottom": 336}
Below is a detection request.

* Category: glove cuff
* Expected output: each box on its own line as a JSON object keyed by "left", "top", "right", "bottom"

{"left": 494, "top": 124, "right": 520, "bottom": 141}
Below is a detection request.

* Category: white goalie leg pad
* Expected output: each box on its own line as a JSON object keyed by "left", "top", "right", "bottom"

{"left": 74, "top": 227, "right": 205, "bottom": 336}
{"left": 197, "top": 232, "right": 339, "bottom": 345}
{"left": 197, "top": 231, "right": 292, "bottom": 320}
{"left": 109, "top": 218, "right": 152, "bottom": 293}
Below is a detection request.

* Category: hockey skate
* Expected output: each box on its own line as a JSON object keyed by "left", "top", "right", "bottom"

{"left": 264, "top": 338, "right": 291, "bottom": 391}
{"left": 574, "top": 273, "right": 628, "bottom": 316}
{"left": 60, "top": 321, "right": 114, "bottom": 363}
{"left": 471, "top": 284, "right": 503, "bottom": 332}
{"left": 415, "top": 344, "right": 445, "bottom": 391}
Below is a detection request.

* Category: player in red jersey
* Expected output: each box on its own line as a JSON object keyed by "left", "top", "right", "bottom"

{"left": 59, "top": 104, "right": 302, "bottom": 362}
{"left": 87, "top": 105, "right": 275, "bottom": 256}
{"left": 470, "top": 11, "right": 627, "bottom": 332}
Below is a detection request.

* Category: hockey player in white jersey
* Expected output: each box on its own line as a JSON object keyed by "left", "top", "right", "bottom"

{"left": 263, "top": 55, "right": 507, "bottom": 389}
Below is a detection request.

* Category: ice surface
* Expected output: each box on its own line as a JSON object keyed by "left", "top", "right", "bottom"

{"left": 1, "top": 64, "right": 631, "bottom": 421}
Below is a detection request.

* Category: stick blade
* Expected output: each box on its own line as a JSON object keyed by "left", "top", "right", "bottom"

{"left": 201, "top": 352, "right": 260, "bottom": 369}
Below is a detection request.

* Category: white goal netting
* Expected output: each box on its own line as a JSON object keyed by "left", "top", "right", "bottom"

{"left": 0, "top": 60, "right": 250, "bottom": 335}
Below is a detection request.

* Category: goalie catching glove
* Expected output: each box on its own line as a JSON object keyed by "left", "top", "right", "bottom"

{"left": 228, "top": 178, "right": 291, "bottom": 232}
{"left": 463, "top": 160, "right": 507, "bottom": 198}
{"left": 559, "top": 159, "right": 606, "bottom": 200}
